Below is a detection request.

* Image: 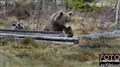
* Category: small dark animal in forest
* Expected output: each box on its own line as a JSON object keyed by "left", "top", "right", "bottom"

{"left": 43, "top": 10, "right": 74, "bottom": 37}
{"left": 12, "top": 23, "right": 24, "bottom": 30}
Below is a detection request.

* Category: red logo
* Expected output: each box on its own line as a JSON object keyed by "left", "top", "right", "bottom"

{"left": 99, "top": 54, "right": 120, "bottom": 67}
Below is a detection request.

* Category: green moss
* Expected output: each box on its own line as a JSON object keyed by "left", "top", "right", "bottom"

{"left": 69, "top": 0, "right": 104, "bottom": 12}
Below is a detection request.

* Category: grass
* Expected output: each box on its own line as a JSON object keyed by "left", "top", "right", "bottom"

{"left": 0, "top": 37, "right": 120, "bottom": 67}
{"left": 72, "top": 15, "right": 116, "bottom": 35}
{"left": 0, "top": 19, "right": 11, "bottom": 29}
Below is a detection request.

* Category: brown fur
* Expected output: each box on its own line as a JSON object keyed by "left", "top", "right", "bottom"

{"left": 43, "top": 11, "right": 74, "bottom": 37}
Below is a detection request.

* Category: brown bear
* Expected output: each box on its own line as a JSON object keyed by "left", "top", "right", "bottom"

{"left": 43, "top": 10, "right": 74, "bottom": 37}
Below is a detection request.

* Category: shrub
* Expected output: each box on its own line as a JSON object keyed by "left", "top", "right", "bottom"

{"left": 64, "top": 0, "right": 104, "bottom": 12}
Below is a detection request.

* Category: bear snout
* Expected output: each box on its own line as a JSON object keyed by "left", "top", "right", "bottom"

{"left": 67, "top": 33, "right": 74, "bottom": 37}
{"left": 65, "top": 26, "right": 74, "bottom": 37}
{"left": 65, "top": 22, "right": 71, "bottom": 28}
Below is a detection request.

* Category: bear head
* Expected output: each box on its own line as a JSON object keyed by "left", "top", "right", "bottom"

{"left": 54, "top": 11, "right": 73, "bottom": 26}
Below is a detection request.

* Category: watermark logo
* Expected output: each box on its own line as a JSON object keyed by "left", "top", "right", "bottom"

{"left": 99, "top": 54, "right": 120, "bottom": 67}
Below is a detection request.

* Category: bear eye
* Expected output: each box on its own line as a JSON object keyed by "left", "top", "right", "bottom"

{"left": 67, "top": 18, "right": 71, "bottom": 22}
{"left": 66, "top": 20, "right": 68, "bottom": 22}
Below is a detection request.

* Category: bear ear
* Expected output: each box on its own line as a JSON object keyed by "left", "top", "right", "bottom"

{"left": 67, "top": 11, "right": 73, "bottom": 16}
{"left": 54, "top": 11, "right": 63, "bottom": 21}
{"left": 58, "top": 10, "right": 63, "bottom": 18}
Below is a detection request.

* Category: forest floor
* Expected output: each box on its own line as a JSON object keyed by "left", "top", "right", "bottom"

{"left": 0, "top": 37, "right": 120, "bottom": 67}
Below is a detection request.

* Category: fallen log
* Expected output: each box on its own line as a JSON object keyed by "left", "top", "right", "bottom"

{"left": 75, "top": 30, "right": 120, "bottom": 39}
{"left": 0, "top": 32, "right": 79, "bottom": 45}
{"left": 0, "top": 29, "right": 64, "bottom": 37}
{"left": 15, "top": 38, "right": 76, "bottom": 45}
{"left": 0, "top": 29, "right": 62, "bottom": 34}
